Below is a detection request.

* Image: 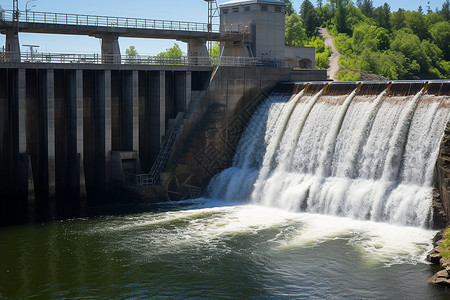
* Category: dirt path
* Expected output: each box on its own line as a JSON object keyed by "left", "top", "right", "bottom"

{"left": 319, "top": 27, "right": 340, "bottom": 81}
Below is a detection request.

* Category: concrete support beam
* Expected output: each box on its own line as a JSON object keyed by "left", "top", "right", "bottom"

{"left": 101, "top": 34, "right": 121, "bottom": 64}
{"left": 76, "top": 70, "right": 84, "bottom": 161}
{"left": 132, "top": 70, "right": 139, "bottom": 152}
{"left": 121, "top": 71, "right": 133, "bottom": 150}
{"left": 75, "top": 70, "right": 87, "bottom": 204}
{"left": 104, "top": 70, "right": 112, "bottom": 185}
{"left": 18, "top": 69, "right": 26, "bottom": 153}
{"left": 5, "top": 30, "right": 20, "bottom": 62}
{"left": 159, "top": 71, "right": 166, "bottom": 143}
{"left": 186, "top": 38, "right": 209, "bottom": 65}
{"left": 186, "top": 71, "right": 192, "bottom": 110}
{"left": 47, "top": 69, "right": 56, "bottom": 203}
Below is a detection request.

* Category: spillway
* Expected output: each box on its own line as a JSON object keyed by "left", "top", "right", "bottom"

{"left": 208, "top": 81, "right": 450, "bottom": 227}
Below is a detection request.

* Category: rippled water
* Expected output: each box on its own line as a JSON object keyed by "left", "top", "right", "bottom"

{"left": 0, "top": 200, "right": 447, "bottom": 299}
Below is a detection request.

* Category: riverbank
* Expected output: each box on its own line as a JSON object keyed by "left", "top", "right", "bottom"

{"left": 427, "top": 228, "right": 450, "bottom": 286}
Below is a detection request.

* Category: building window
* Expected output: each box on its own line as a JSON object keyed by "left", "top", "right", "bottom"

{"left": 232, "top": 7, "right": 239, "bottom": 13}
{"left": 261, "top": 5, "right": 268, "bottom": 11}
{"left": 223, "top": 8, "right": 229, "bottom": 14}
{"left": 275, "top": 6, "right": 282, "bottom": 12}
{"left": 244, "top": 6, "right": 250, "bottom": 12}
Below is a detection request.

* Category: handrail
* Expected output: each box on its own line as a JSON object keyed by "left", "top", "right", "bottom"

{"left": 1, "top": 10, "right": 220, "bottom": 33}
{"left": 0, "top": 51, "right": 288, "bottom": 67}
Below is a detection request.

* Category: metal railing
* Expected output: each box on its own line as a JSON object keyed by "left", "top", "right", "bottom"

{"left": 0, "top": 51, "right": 288, "bottom": 67}
{"left": 1, "top": 10, "right": 220, "bottom": 33}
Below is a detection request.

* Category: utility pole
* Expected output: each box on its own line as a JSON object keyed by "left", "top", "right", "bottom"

{"left": 13, "top": 0, "right": 19, "bottom": 35}
{"left": 6, "top": 0, "right": 20, "bottom": 61}
{"left": 204, "top": 0, "right": 219, "bottom": 56}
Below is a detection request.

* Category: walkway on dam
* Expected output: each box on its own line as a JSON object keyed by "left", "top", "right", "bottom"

{"left": 0, "top": 10, "right": 221, "bottom": 40}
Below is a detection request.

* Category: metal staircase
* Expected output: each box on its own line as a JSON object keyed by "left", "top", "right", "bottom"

{"left": 129, "top": 113, "right": 185, "bottom": 188}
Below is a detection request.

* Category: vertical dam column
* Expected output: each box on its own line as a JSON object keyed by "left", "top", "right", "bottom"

{"left": 47, "top": 69, "right": 56, "bottom": 214}
{"left": 132, "top": 71, "right": 139, "bottom": 153}
{"left": 104, "top": 70, "right": 112, "bottom": 186}
{"left": 159, "top": 71, "right": 166, "bottom": 143}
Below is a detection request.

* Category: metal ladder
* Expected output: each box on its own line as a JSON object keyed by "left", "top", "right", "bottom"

{"left": 133, "top": 113, "right": 185, "bottom": 187}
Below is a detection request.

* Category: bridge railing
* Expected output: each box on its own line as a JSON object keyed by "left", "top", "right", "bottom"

{"left": 0, "top": 51, "right": 288, "bottom": 67}
{"left": 1, "top": 10, "right": 220, "bottom": 33}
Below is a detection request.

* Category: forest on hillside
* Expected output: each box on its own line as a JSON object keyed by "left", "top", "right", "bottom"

{"left": 285, "top": 0, "right": 450, "bottom": 80}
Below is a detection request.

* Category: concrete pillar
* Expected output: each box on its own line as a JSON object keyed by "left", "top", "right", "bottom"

{"left": 186, "top": 71, "right": 192, "bottom": 110}
{"left": 76, "top": 70, "right": 83, "bottom": 161}
{"left": 104, "top": 70, "right": 112, "bottom": 184}
{"left": 121, "top": 71, "right": 133, "bottom": 150}
{"left": 75, "top": 70, "right": 87, "bottom": 204}
{"left": 18, "top": 69, "right": 26, "bottom": 153}
{"left": 101, "top": 34, "right": 121, "bottom": 64}
{"left": 186, "top": 38, "right": 209, "bottom": 65}
{"left": 47, "top": 69, "right": 56, "bottom": 207}
{"left": 132, "top": 70, "right": 139, "bottom": 152}
{"left": 148, "top": 71, "right": 161, "bottom": 166}
{"left": 160, "top": 71, "right": 166, "bottom": 143}
{"left": 5, "top": 30, "right": 20, "bottom": 62}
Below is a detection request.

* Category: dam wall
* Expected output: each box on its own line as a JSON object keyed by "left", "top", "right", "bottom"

{"left": 0, "top": 62, "right": 326, "bottom": 224}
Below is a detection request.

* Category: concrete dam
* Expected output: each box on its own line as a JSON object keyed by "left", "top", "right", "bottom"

{"left": 0, "top": 62, "right": 325, "bottom": 225}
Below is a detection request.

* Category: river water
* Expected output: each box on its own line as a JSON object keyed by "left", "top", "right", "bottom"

{"left": 0, "top": 200, "right": 447, "bottom": 299}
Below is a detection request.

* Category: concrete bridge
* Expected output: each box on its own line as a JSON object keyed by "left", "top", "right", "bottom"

{"left": 0, "top": 9, "right": 227, "bottom": 63}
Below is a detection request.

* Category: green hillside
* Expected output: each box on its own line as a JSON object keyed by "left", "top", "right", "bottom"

{"left": 285, "top": 0, "right": 450, "bottom": 80}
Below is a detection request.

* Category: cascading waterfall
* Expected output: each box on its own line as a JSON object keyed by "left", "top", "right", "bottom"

{"left": 208, "top": 83, "right": 450, "bottom": 227}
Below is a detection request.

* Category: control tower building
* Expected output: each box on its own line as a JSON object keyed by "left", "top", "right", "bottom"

{"left": 219, "top": 0, "right": 315, "bottom": 68}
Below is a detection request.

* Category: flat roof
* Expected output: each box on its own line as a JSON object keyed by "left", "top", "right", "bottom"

{"left": 220, "top": 0, "right": 286, "bottom": 8}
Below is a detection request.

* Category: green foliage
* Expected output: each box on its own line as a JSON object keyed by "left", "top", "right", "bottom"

{"left": 390, "top": 9, "right": 406, "bottom": 31}
{"left": 373, "top": 3, "right": 391, "bottom": 31}
{"left": 283, "top": 0, "right": 449, "bottom": 79}
{"left": 126, "top": 45, "right": 137, "bottom": 57}
{"left": 336, "top": 68, "right": 361, "bottom": 81}
{"left": 209, "top": 42, "right": 220, "bottom": 56}
{"left": 285, "top": 14, "right": 307, "bottom": 46}
{"left": 305, "top": 36, "right": 332, "bottom": 69}
{"left": 157, "top": 43, "right": 183, "bottom": 57}
{"left": 285, "top": 0, "right": 296, "bottom": 15}
{"left": 430, "top": 21, "right": 450, "bottom": 60}
{"left": 440, "top": 0, "right": 450, "bottom": 21}
{"left": 125, "top": 46, "right": 138, "bottom": 63}
{"left": 404, "top": 11, "right": 429, "bottom": 40}
{"left": 301, "top": 0, "right": 321, "bottom": 37}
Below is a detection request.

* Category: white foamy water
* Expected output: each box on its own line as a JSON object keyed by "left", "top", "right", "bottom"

{"left": 93, "top": 202, "right": 436, "bottom": 266}
{"left": 208, "top": 87, "right": 450, "bottom": 227}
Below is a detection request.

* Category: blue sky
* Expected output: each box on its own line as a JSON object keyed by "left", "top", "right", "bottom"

{"left": 0, "top": 0, "right": 446, "bottom": 55}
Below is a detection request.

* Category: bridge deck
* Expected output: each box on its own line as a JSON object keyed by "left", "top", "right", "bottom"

{"left": 0, "top": 10, "right": 222, "bottom": 40}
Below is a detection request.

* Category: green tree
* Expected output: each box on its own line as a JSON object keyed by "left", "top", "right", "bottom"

{"left": 430, "top": 21, "right": 450, "bottom": 60}
{"left": 360, "top": 0, "right": 374, "bottom": 18}
{"left": 285, "top": 0, "right": 295, "bottom": 15}
{"left": 285, "top": 14, "right": 307, "bottom": 46}
{"left": 158, "top": 43, "right": 183, "bottom": 57}
{"left": 300, "top": 0, "right": 320, "bottom": 37}
{"left": 157, "top": 43, "right": 183, "bottom": 64}
{"left": 440, "top": 0, "right": 450, "bottom": 21}
{"left": 404, "top": 11, "right": 429, "bottom": 40}
{"left": 125, "top": 46, "right": 138, "bottom": 63}
{"left": 373, "top": 3, "right": 391, "bottom": 31}
{"left": 390, "top": 9, "right": 405, "bottom": 31}
{"left": 209, "top": 42, "right": 221, "bottom": 56}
